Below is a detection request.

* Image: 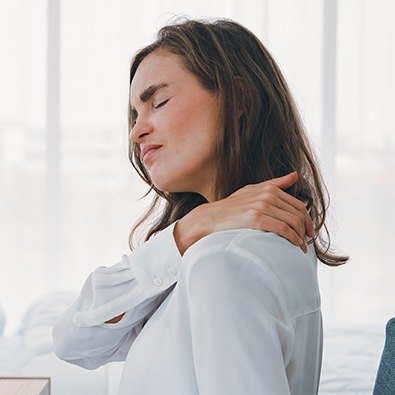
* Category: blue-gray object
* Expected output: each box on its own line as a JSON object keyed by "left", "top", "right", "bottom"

{"left": 373, "top": 317, "right": 395, "bottom": 394}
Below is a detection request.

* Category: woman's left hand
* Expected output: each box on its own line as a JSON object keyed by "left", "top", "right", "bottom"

{"left": 174, "top": 172, "right": 315, "bottom": 255}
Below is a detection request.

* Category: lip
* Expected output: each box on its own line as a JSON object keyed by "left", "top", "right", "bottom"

{"left": 141, "top": 144, "right": 162, "bottom": 163}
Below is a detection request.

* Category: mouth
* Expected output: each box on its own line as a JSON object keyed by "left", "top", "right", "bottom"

{"left": 142, "top": 146, "right": 162, "bottom": 164}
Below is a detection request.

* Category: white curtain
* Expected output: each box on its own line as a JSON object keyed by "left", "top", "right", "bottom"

{"left": 0, "top": 0, "right": 394, "bottom": 335}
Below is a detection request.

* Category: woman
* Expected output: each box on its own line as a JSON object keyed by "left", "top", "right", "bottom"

{"left": 53, "top": 18, "right": 347, "bottom": 394}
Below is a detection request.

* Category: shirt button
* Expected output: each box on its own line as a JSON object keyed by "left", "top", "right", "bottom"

{"left": 154, "top": 277, "right": 163, "bottom": 287}
{"left": 167, "top": 266, "right": 177, "bottom": 276}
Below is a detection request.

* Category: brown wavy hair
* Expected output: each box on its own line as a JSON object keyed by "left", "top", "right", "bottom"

{"left": 127, "top": 18, "right": 348, "bottom": 266}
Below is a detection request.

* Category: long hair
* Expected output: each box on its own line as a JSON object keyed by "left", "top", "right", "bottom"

{"left": 127, "top": 18, "right": 348, "bottom": 266}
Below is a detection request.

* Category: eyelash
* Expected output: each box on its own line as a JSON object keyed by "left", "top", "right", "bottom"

{"left": 131, "top": 99, "right": 169, "bottom": 125}
{"left": 154, "top": 99, "right": 169, "bottom": 109}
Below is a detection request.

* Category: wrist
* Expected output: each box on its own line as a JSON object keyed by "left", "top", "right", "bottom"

{"left": 173, "top": 204, "right": 208, "bottom": 255}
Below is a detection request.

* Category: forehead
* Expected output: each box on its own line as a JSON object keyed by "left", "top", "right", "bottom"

{"left": 130, "top": 50, "right": 187, "bottom": 99}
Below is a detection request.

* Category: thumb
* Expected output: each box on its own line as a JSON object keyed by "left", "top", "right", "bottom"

{"left": 265, "top": 171, "right": 298, "bottom": 190}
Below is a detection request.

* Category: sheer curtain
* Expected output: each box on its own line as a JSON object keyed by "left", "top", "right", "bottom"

{"left": 1, "top": 0, "right": 394, "bottom": 336}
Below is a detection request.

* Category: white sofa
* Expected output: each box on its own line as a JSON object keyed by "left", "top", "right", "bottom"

{"left": 0, "top": 292, "right": 123, "bottom": 395}
{"left": 0, "top": 292, "right": 384, "bottom": 394}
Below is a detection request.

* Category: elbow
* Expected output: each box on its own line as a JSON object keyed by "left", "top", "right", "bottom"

{"left": 52, "top": 318, "right": 71, "bottom": 361}
{"left": 52, "top": 322, "right": 102, "bottom": 370}
{"left": 52, "top": 312, "right": 118, "bottom": 370}
{"left": 52, "top": 314, "right": 82, "bottom": 362}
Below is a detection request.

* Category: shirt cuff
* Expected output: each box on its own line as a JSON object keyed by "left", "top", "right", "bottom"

{"left": 72, "top": 221, "right": 182, "bottom": 327}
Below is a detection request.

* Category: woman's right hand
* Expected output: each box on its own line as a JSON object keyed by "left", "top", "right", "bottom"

{"left": 174, "top": 172, "right": 315, "bottom": 255}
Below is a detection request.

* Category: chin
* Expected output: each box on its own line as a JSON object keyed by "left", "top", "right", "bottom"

{"left": 152, "top": 180, "right": 192, "bottom": 195}
{"left": 151, "top": 179, "right": 180, "bottom": 193}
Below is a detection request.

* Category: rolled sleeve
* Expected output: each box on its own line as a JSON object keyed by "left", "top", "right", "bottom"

{"left": 72, "top": 221, "right": 182, "bottom": 327}
{"left": 53, "top": 221, "right": 182, "bottom": 368}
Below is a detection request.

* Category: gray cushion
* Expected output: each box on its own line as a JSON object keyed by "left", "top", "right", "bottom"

{"left": 373, "top": 317, "right": 395, "bottom": 394}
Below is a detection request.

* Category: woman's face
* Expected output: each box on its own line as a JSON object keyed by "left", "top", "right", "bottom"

{"left": 130, "top": 49, "right": 221, "bottom": 201}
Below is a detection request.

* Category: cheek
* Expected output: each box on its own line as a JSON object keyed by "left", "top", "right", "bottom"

{"left": 154, "top": 97, "right": 219, "bottom": 161}
{"left": 170, "top": 133, "right": 214, "bottom": 164}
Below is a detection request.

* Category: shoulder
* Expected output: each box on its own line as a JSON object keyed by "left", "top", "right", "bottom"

{"left": 181, "top": 229, "right": 320, "bottom": 318}
{"left": 178, "top": 230, "right": 291, "bottom": 321}
{"left": 182, "top": 228, "right": 313, "bottom": 272}
{"left": 180, "top": 229, "right": 290, "bottom": 297}
{"left": 181, "top": 228, "right": 265, "bottom": 276}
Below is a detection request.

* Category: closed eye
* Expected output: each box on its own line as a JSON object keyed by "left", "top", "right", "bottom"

{"left": 130, "top": 98, "right": 169, "bottom": 126}
{"left": 154, "top": 99, "right": 169, "bottom": 109}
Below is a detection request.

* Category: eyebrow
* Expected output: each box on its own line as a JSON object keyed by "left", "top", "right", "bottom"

{"left": 131, "top": 83, "right": 169, "bottom": 110}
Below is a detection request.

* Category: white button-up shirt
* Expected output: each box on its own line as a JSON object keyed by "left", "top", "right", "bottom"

{"left": 53, "top": 222, "right": 322, "bottom": 394}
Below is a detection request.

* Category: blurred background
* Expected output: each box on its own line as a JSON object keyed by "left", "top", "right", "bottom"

{"left": 0, "top": 0, "right": 394, "bottom": 392}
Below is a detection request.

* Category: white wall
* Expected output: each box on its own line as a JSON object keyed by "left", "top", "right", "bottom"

{"left": 0, "top": 0, "right": 394, "bottom": 335}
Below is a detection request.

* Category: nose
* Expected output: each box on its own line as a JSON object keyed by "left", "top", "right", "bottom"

{"left": 130, "top": 114, "right": 154, "bottom": 143}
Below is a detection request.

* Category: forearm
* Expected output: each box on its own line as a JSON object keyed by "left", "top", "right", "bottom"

{"left": 54, "top": 222, "right": 183, "bottom": 366}
{"left": 104, "top": 213, "right": 205, "bottom": 324}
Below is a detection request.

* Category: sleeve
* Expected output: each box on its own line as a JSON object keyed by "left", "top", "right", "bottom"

{"left": 52, "top": 221, "right": 182, "bottom": 370}
{"left": 182, "top": 246, "right": 295, "bottom": 395}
